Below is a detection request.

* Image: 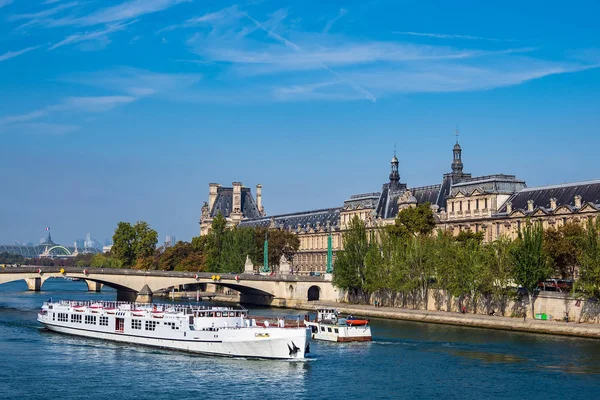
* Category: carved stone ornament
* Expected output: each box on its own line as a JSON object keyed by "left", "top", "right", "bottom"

{"left": 201, "top": 201, "right": 210, "bottom": 218}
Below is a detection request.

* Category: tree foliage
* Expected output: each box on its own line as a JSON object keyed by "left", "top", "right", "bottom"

{"left": 544, "top": 223, "right": 584, "bottom": 279}
{"left": 577, "top": 218, "right": 600, "bottom": 298}
{"left": 333, "top": 216, "right": 371, "bottom": 298}
{"left": 511, "top": 220, "right": 551, "bottom": 317}
{"left": 387, "top": 203, "right": 436, "bottom": 239}
{"left": 111, "top": 221, "right": 158, "bottom": 268}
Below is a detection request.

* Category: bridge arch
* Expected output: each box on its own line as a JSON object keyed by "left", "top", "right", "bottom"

{"left": 46, "top": 245, "right": 71, "bottom": 256}
{"left": 307, "top": 285, "right": 320, "bottom": 301}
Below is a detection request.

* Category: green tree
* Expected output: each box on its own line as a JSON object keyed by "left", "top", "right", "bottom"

{"left": 333, "top": 216, "right": 371, "bottom": 302}
{"left": 205, "top": 213, "right": 228, "bottom": 272}
{"left": 249, "top": 228, "right": 300, "bottom": 272}
{"left": 544, "top": 223, "right": 584, "bottom": 279}
{"left": 133, "top": 221, "right": 158, "bottom": 259}
{"left": 111, "top": 222, "right": 136, "bottom": 268}
{"left": 511, "top": 220, "right": 551, "bottom": 318}
{"left": 220, "top": 227, "right": 255, "bottom": 273}
{"left": 577, "top": 218, "right": 600, "bottom": 298}
{"left": 454, "top": 230, "right": 485, "bottom": 244}
{"left": 387, "top": 203, "right": 436, "bottom": 239}
{"left": 486, "top": 238, "right": 515, "bottom": 315}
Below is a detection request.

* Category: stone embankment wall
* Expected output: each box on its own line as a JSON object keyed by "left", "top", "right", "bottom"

{"left": 343, "top": 289, "right": 600, "bottom": 323}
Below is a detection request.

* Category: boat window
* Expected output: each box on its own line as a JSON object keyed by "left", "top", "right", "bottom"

{"left": 216, "top": 312, "right": 221, "bottom": 317}
{"left": 99, "top": 316, "right": 109, "bottom": 326}
{"left": 229, "top": 312, "right": 235, "bottom": 317}
{"left": 334, "top": 328, "right": 339, "bottom": 333}
{"left": 85, "top": 315, "right": 96, "bottom": 325}
{"left": 321, "top": 327, "right": 325, "bottom": 332}
{"left": 71, "top": 314, "right": 82, "bottom": 323}
{"left": 145, "top": 321, "right": 158, "bottom": 331}
{"left": 209, "top": 312, "right": 215, "bottom": 317}
{"left": 131, "top": 319, "right": 142, "bottom": 330}
{"left": 58, "top": 313, "right": 68, "bottom": 322}
{"left": 52, "top": 313, "right": 55, "bottom": 321}
{"left": 327, "top": 327, "right": 332, "bottom": 333}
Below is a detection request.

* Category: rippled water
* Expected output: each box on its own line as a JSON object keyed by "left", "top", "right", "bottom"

{"left": 1, "top": 278, "right": 600, "bottom": 399}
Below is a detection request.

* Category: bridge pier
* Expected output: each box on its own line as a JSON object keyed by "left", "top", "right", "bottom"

{"left": 136, "top": 285, "right": 153, "bottom": 303}
{"left": 85, "top": 280, "right": 102, "bottom": 292}
{"left": 26, "top": 277, "right": 42, "bottom": 291}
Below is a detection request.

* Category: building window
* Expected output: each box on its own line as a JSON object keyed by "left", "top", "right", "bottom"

{"left": 451, "top": 202, "right": 455, "bottom": 212}
{"left": 85, "top": 315, "right": 96, "bottom": 325}
{"left": 99, "top": 316, "right": 109, "bottom": 326}
{"left": 468, "top": 201, "right": 471, "bottom": 211}
{"left": 496, "top": 224, "right": 500, "bottom": 237}
{"left": 131, "top": 319, "right": 142, "bottom": 330}
{"left": 459, "top": 202, "right": 463, "bottom": 211}
{"left": 517, "top": 220, "right": 521, "bottom": 231}
{"left": 476, "top": 199, "right": 479, "bottom": 210}
{"left": 484, "top": 199, "right": 488, "bottom": 209}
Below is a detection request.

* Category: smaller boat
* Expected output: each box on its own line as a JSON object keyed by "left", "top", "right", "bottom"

{"left": 304, "top": 308, "right": 372, "bottom": 342}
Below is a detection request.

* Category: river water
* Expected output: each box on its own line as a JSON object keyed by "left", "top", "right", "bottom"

{"left": 1, "top": 279, "right": 600, "bottom": 400}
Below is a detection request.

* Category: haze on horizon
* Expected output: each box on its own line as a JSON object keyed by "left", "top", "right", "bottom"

{"left": 1, "top": 0, "right": 599, "bottom": 246}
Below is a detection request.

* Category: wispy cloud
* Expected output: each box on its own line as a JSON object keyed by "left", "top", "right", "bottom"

{"left": 66, "top": 0, "right": 190, "bottom": 27}
{"left": 48, "top": 21, "right": 135, "bottom": 50}
{"left": 1, "top": 122, "right": 81, "bottom": 135}
{"left": 393, "top": 31, "right": 512, "bottom": 42}
{"left": 0, "top": 46, "right": 40, "bottom": 62}
{"left": 0, "top": 67, "right": 203, "bottom": 131}
{"left": 241, "top": 11, "right": 376, "bottom": 102}
{"left": 0, "top": 0, "right": 13, "bottom": 8}
{"left": 323, "top": 8, "right": 347, "bottom": 34}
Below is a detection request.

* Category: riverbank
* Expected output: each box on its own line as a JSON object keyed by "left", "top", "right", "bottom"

{"left": 293, "top": 301, "right": 600, "bottom": 339}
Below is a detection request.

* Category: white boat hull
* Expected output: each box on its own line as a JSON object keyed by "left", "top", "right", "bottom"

{"left": 304, "top": 321, "right": 371, "bottom": 342}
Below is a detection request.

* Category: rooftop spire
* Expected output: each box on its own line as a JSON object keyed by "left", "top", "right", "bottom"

{"left": 389, "top": 147, "right": 400, "bottom": 187}
{"left": 451, "top": 129, "right": 463, "bottom": 174}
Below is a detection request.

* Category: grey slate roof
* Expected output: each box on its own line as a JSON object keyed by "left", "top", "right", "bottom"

{"left": 238, "top": 208, "right": 341, "bottom": 231}
{"left": 497, "top": 180, "right": 600, "bottom": 213}
{"left": 451, "top": 174, "right": 526, "bottom": 196}
{"left": 210, "top": 187, "right": 262, "bottom": 219}
{"left": 375, "top": 182, "right": 407, "bottom": 219}
{"left": 343, "top": 192, "right": 380, "bottom": 210}
{"left": 412, "top": 184, "right": 442, "bottom": 208}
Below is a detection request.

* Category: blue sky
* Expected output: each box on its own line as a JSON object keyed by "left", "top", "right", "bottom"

{"left": 1, "top": 0, "right": 599, "bottom": 246}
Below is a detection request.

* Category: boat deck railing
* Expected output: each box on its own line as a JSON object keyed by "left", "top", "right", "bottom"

{"left": 44, "top": 300, "right": 246, "bottom": 314}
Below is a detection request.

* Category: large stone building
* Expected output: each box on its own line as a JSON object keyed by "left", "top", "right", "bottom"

{"left": 200, "top": 140, "right": 600, "bottom": 274}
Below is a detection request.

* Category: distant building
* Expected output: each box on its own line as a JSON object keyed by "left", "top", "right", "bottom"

{"left": 74, "top": 239, "right": 85, "bottom": 250}
{"left": 165, "top": 235, "right": 176, "bottom": 247}
{"left": 102, "top": 245, "right": 113, "bottom": 254}
{"left": 200, "top": 139, "right": 600, "bottom": 274}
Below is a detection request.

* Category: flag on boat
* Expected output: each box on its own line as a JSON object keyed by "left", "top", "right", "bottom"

{"left": 46, "top": 227, "right": 50, "bottom": 231}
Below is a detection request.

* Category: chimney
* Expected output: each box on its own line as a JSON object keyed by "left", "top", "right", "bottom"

{"left": 574, "top": 195, "right": 582, "bottom": 208}
{"left": 527, "top": 200, "right": 534, "bottom": 212}
{"left": 550, "top": 197, "right": 557, "bottom": 210}
{"left": 256, "top": 184, "right": 263, "bottom": 212}
{"left": 208, "top": 183, "right": 220, "bottom": 211}
{"left": 506, "top": 201, "right": 512, "bottom": 214}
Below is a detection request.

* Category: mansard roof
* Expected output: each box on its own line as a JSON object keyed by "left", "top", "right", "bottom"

{"left": 450, "top": 174, "right": 526, "bottom": 196}
{"left": 412, "top": 184, "right": 442, "bottom": 207}
{"left": 343, "top": 192, "right": 380, "bottom": 210}
{"left": 498, "top": 180, "right": 600, "bottom": 214}
{"left": 210, "top": 187, "right": 262, "bottom": 219}
{"left": 375, "top": 182, "right": 406, "bottom": 219}
{"left": 238, "top": 208, "right": 341, "bottom": 231}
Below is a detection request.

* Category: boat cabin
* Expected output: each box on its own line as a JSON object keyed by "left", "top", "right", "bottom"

{"left": 316, "top": 308, "right": 338, "bottom": 323}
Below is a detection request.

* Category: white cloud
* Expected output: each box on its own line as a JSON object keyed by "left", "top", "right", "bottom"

{"left": 0, "top": 0, "right": 13, "bottom": 8}
{"left": 71, "top": 0, "right": 190, "bottom": 26}
{"left": 323, "top": 8, "right": 347, "bottom": 34}
{"left": 393, "top": 31, "right": 512, "bottom": 42}
{"left": 48, "top": 21, "right": 135, "bottom": 50}
{"left": 0, "top": 46, "right": 39, "bottom": 62}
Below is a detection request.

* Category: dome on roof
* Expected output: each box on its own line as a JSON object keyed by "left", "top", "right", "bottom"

{"left": 453, "top": 142, "right": 461, "bottom": 150}
{"left": 391, "top": 155, "right": 398, "bottom": 163}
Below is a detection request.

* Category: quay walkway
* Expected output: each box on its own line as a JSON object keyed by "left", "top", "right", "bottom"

{"left": 302, "top": 301, "right": 600, "bottom": 339}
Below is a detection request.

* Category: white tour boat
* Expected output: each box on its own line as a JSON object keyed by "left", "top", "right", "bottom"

{"left": 304, "top": 308, "right": 372, "bottom": 342}
{"left": 38, "top": 300, "right": 310, "bottom": 360}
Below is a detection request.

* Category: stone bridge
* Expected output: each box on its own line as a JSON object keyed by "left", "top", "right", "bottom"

{"left": 0, "top": 266, "right": 340, "bottom": 306}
